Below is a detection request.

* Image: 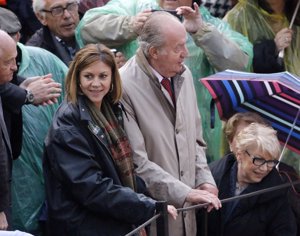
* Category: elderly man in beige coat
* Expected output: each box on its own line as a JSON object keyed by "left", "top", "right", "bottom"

{"left": 120, "top": 9, "right": 221, "bottom": 236}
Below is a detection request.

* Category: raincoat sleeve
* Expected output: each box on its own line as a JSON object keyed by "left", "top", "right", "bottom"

{"left": 76, "top": 0, "right": 140, "bottom": 48}
{"left": 0, "top": 77, "right": 26, "bottom": 114}
{"left": 11, "top": 44, "right": 68, "bottom": 233}
{"left": 191, "top": 7, "right": 253, "bottom": 72}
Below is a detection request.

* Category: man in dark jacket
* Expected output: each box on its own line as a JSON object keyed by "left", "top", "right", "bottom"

{"left": 0, "top": 29, "right": 62, "bottom": 230}
{"left": 27, "top": 0, "right": 126, "bottom": 68}
{"left": 27, "top": 0, "right": 80, "bottom": 66}
{"left": 0, "top": 13, "right": 62, "bottom": 159}
{"left": 0, "top": 30, "right": 15, "bottom": 230}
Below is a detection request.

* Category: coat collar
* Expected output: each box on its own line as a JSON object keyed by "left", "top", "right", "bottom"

{"left": 135, "top": 48, "right": 187, "bottom": 125}
{"left": 135, "top": 48, "right": 186, "bottom": 94}
{"left": 76, "top": 95, "right": 124, "bottom": 125}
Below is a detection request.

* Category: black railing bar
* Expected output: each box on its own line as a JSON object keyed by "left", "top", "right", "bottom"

{"left": 125, "top": 213, "right": 161, "bottom": 236}
{"left": 221, "top": 179, "right": 300, "bottom": 204}
{"left": 177, "top": 180, "right": 300, "bottom": 213}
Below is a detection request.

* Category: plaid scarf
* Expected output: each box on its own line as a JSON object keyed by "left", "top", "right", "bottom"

{"left": 86, "top": 98, "right": 136, "bottom": 190}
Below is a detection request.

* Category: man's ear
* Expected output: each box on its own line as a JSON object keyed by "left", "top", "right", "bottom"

{"left": 149, "top": 46, "right": 159, "bottom": 59}
{"left": 36, "top": 12, "right": 48, "bottom": 26}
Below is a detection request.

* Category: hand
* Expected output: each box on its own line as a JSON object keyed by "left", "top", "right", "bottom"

{"left": 167, "top": 205, "right": 178, "bottom": 220}
{"left": 197, "top": 183, "right": 219, "bottom": 196}
{"left": 0, "top": 211, "right": 8, "bottom": 230}
{"left": 274, "top": 27, "right": 293, "bottom": 52}
{"left": 176, "top": 3, "right": 203, "bottom": 34}
{"left": 115, "top": 51, "right": 127, "bottom": 68}
{"left": 130, "top": 10, "right": 152, "bottom": 35}
{"left": 185, "top": 189, "right": 221, "bottom": 212}
{"left": 20, "top": 74, "right": 62, "bottom": 106}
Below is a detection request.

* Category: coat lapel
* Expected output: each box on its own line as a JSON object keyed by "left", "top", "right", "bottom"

{"left": 136, "top": 49, "right": 176, "bottom": 125}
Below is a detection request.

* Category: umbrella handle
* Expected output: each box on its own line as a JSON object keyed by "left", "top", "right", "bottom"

{"left": 277, "top": 50, "right": 284, "bottom": 67}
{"left": 278, "top": 50, "right": 284, "bottom": 59}
{"left": 277, "top": 0, "right": 300, "bottom": 61}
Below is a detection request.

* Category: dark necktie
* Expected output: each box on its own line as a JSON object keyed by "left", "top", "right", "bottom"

{"left": 161, "top": 78, "right": 175, "bottom": 105}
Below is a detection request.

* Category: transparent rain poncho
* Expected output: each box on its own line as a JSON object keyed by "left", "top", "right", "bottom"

{"left": 12, "top": 43, "right": 67, "bottom": 234}
{"left": 224, "top": 0, "right": 300, "bottom": 76}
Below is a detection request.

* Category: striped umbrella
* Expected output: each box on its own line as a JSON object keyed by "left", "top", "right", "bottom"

{"left": 200, "top": 70, "right": 300, "bottom": 155}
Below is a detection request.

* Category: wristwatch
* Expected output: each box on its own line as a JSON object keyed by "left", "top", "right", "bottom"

{"left": 25, "top": 89, "right": 35, "bottom": 104}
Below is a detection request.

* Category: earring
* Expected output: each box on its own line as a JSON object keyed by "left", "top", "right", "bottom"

{"left": 110, "top": 84, "right": 114, "bottom": 92}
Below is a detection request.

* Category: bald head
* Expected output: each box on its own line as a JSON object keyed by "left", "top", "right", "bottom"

{"left": 0, "top": 30, "right": 16, "bottom": 56}
{"left": 0, "top": 30, "right": 17, "bottom": 84}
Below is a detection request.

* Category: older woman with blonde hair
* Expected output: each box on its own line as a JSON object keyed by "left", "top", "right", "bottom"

{"left": 198, "top": 122, "right": 297, "bottom": 236}
{"left": 43, "top": 43, "right": 177, "bottom": 236}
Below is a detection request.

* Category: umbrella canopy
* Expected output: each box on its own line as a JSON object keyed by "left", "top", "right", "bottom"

{"left": 200, "top": 70, "right": 300, "bottom": 154}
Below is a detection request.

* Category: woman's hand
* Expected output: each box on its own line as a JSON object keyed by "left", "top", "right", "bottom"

{"left": 176, "top": 3, "right": 203, "bottom": 34}
{"left": 167, "top": 205, "right": 178, "bottom": 220}
{"left": 274, "top": 27, "right": 293, "bottom": 52}
{"left": 0, "top": 211, "right": 8, "bottom": 230}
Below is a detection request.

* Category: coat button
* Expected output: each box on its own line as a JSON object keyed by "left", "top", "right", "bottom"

{"left": 180, "top": 171, "right": 184, "bottom": 176}
{"left": 175, "top": 128, "right": 179, "bottom": 134}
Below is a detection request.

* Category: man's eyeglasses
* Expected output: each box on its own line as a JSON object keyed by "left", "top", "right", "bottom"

{"left": 42, "top": 2, "right": 78, "bottom": 17}
{"left": 245, "top": 150, "right": 278, "bottom": 168}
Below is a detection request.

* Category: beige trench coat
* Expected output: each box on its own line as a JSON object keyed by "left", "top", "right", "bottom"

{"left": 120, "top": 50, "right": 216, "bottom": 236}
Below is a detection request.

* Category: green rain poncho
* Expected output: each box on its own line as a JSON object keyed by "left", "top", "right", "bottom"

{"left": 224, "top": 0, "right": 300, "bottom": 76}
{"left": 76, "top": 0, "right": 253, "bottom": 162}
{"left": 12, "top": 43, "right": 67, "bottom": 234}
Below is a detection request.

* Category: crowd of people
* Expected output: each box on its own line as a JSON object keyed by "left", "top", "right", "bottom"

{"left": 0, "top": 0, "right": 299, "bottom": 235}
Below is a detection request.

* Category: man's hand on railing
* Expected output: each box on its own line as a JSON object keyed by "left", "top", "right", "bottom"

{"left": 185, "top": 189, "right": 222, "bottom": 212}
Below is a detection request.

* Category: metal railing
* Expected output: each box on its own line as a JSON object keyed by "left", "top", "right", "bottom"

{"left": 125, "top": 180, "right": 300, "bottom": 236}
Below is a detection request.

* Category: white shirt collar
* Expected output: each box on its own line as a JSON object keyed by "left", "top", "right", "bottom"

{"left": 149, "top": 65, "right": 170, "bottom": 83}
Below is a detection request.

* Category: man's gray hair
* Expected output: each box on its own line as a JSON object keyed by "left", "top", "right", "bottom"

{"left": 32, "top": 0, "right": 46, "bottom": 14}
{"left": 138, "top": 11, "right": 179, "bottom": 57}
{"left": 32, "top": 0, "right": 80, "bottom": 15}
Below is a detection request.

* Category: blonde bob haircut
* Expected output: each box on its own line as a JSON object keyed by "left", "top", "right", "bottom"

{"left": 65, "top": 43, "right": 122, "bottom": 105}
{"left": 235, "top": 123, "right": 281, "bottom": 160}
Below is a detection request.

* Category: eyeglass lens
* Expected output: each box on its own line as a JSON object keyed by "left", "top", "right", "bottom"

{"left": 245, "top": 150, "right": 278, "bottom": 168}
{"left": 47, "top": 2, "right": 78, "bottom": 16}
